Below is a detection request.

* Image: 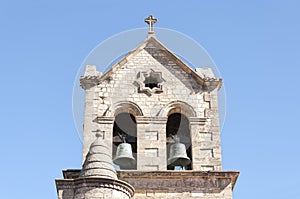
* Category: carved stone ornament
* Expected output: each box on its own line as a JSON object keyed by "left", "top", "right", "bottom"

{"left": 135, "top": 69, "right": 165, "bottom": 95}
{"left": 80, "top": 65, "right": 102, "bottom": 90}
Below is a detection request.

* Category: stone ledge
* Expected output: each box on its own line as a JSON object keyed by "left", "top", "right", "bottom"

{"left": 80, "top": 76, "right": 101, "bottom": 90}
{"left": 135, "top": 116, "right": 168, "bottom": 124}
{"left": 61, "top": 170, "right": 238, "bottom": 187}
{"left": 118, "top": 170, "right": 238, "bottom": 194}
{"left": 56, "top": 176, "right": 135, "bottom": 198}
{"left": 189, "top": 117, "right": 207, "bottom": 125}
{"left": 60, "top": 170, "right": 239, "bottom": 194}
{"left": 62, "top": 169, "right": 81, "bottom": 179}
{"left": 96, "top": 116, "right": 114, "bottom": 124}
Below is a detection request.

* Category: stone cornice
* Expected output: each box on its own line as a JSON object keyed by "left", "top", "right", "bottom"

{"left": 203, "top": 77, "right": 223, "bottom": 91}
{"left": 62, "top": 169, "right": 81, "bottom": 179}
{"left": 59, "top": 170, "right": 239, "bottom": 194}
{"left": 56, "top": 177, "right": 135, "bottom": 198}
{"left": 189, "top": 117, "right": 207, "bottom": 125}
{"left": 135, "top": 116, "right": 168, "bottom": 124}
{"left": 96, "top": 116, "right": 115, "bottom": 124}
{"left": 80, "top": 75, "right": 101, "bottom": 90}
{"left": 118, "top": 170, "right": 239, "bottom": 191}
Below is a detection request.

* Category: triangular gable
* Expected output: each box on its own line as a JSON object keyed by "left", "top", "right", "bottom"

{"left": 94, "top": 35, "right": 222, "bottom": 91}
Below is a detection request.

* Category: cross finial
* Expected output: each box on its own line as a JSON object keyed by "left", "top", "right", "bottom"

{"left": 145, "top": 15, "right": 157, "bottom": 34}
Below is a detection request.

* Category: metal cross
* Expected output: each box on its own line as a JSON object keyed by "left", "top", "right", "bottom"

{"left": 145, "top": 15, "right": 157, "bottom": 33}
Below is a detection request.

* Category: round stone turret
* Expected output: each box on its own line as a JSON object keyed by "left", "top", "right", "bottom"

{"left": 69, "top": 132, "right": 135, "bottom": 199}
{"left": 80, "top": 132, "right": 117, "bottom": 179}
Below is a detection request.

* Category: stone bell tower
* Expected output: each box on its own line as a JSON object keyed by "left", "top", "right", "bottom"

{"left": 56, "top": 16, "right": 239, "bottom": 199}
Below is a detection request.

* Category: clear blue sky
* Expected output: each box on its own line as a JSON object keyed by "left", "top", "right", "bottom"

{"left": 1, "top": 1, "right": 300, "bottom": 198}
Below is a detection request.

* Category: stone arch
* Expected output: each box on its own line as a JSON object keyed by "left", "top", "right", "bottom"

{"left": 158, "top": 100, "right": 196, "bottom": 118}
{"left": 106, "top": 101, "right": 143, "bottom": 117}
{"left": 166, "top": 112, "right": 193, "bottom": 170}
{"left": 108, "top": 101, "right": 141, "bottom": 170}
{"left": 112, "top": 112, "right": 137, "bottom": 170}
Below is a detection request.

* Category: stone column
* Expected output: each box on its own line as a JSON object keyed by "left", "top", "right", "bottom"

{"left": 136, "top": 116, "right": 168, "bottom": 170}
{"left": 189, "top": 117, "right": 207, "bottom": 170}
{"left": 81, "top": 85, "right": 97, "bottom": 164}
{"left": 204, "top": 90, "right": 222, "bottom": 171}
{"left": 80, "top": 65, "right": 102, "bottom": 164}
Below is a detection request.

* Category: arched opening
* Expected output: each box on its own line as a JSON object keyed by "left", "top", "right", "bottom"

{"left": 158, "top": 100, "right": 197, "bottom": 118}
{"left": 112, "top": 112, "right": 137, "bottom": 170}
{"left": 166, "top": 113, "right": 192, "bottom": 170}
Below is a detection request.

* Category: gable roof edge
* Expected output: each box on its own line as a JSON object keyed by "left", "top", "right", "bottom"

{"left": 81, "top": 35, "right": 222, "bottom": 92}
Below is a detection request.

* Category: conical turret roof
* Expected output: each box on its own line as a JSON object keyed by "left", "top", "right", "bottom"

{"left": 80, "top": 132, "right": 117, "bottom": 179}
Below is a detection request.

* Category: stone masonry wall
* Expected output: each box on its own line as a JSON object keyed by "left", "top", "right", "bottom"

{"left": 82, "top": 40, "right": 222, "bottom": 171}
{"left": 132, "top": 183, "right": 232, "bottom": 199}
{"left": 74, "top": 187, "right": 130, "bottom": 199}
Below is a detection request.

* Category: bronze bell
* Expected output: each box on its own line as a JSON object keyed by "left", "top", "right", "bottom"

{"left": 113, "top": 143, "right": 136, "bottom": 169}
{"left": 167, "top": 137, "right": 191, "bottom": 167}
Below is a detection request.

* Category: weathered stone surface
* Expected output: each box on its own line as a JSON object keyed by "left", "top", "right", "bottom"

{"left": 56, "top": 19, "right": 238, "bottom": 198}
{"left": 80, "top": 37, "right": 223, "bottom": 171}
{"left": 56, "top": 177, "right": 134, "bottom": 199}
{"left": 118, "top": 171, "right": 238, "bottom": 199}
{"left": 57, "top": 170, "right": 238, "bottom": 199}
{"left": 56, "top": 134, "right": 135, "bottom": 199}
{"left": 80, "top": 133, "right": 117, "bottom": 179}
